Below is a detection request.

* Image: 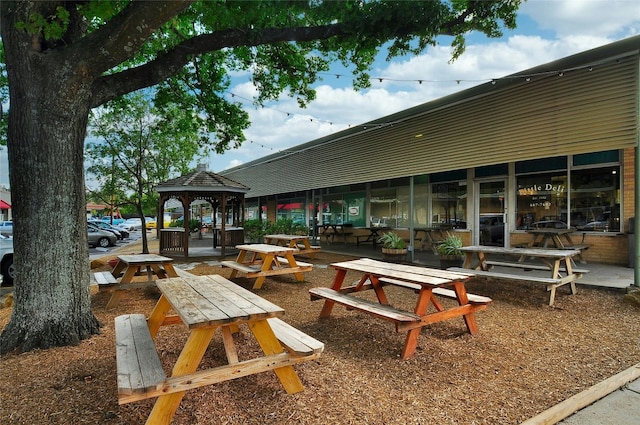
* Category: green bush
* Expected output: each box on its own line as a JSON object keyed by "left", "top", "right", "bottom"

{"left": 436, "top": 235, "right": 463, "bottom": 256}
{"left": 378, "top": 231, "right": 407, "bottom": 249}
{"left": 170, "top": 218, "right": 201, "bottom": 233}
{"left": 266, "top": 218, "right": 308, "bottom": 236}
{"left": 243, "top": 218, "right": 309, "bottom": 242}
{"left": 244, "top": 219, "right": 268, "bottom": 242}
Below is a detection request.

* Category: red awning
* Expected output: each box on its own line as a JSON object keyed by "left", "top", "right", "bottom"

{"left": 277, "top": 203, "right": 303, "bottom": 210}
{"left": 0, "top": 200, "right": 11, "bottom": 209}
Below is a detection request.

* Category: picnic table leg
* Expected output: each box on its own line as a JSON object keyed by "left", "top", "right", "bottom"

{"left": 284, "top": 253, "right": 305, "bottom": 282}
{"left": 230, "top": 250, "right": 248, "bottom": 279}
{"left": 319, "top": 269, "right": 348, "bottom": 318}
{"left": 146, "top": 327, "right": 216, "bottom": 425}
{"left": 147, "top": 295, "right": 172, "bottom": 338}
{"left": 252, "top": 253, "right": 276, "bottom": 289}
{"left": 401, "top": 287, "right": 435, "bottom": 359}
{"left": 249, "top": 319, "right": 305, "bottom": 394}
{"left": 369, "top": 276, "right": 390, "bottom": 305}
{"left": 452, "top": 281, "right": 479, "bottom": 335}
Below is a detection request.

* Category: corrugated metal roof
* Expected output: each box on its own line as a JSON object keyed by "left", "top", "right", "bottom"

{"left": 221, "top": 35, "right": 640, "bottom": 198}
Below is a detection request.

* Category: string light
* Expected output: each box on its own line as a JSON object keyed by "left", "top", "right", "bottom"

{"left": 221, "top": 58, "right": 620, "bottom": 155}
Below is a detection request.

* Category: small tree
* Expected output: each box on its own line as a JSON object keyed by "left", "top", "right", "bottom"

{"left": 87, "top": 93, "right": 204, "bottom": 253}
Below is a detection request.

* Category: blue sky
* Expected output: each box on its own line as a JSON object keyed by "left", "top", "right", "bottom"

{"left": 1, "top": 0, "right": 640, "bottom": 188}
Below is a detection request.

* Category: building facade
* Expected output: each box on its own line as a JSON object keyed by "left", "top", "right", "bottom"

{"left": 222, "top": 36, "right": 640, "bottom": 266}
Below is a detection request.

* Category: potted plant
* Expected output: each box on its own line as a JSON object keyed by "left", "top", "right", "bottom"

{"left": 436, "top": 234, "right": 465, "bottom": 269}
{"left": 378, "top": 231, "right": 408, "bottom": 263}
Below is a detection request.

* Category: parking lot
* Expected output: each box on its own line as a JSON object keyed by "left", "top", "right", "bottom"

{"left": 89, "top": 228, "right": 148, "bottom": 258}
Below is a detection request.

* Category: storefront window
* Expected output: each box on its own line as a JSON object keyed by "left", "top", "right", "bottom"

{"left": 322, "top": 192, "right": 365, "bottom": 226}
{"left": 407, "top": 184, "right": 429, "bottom": 227}
{"left": 276, "top": 198, "right": 306, "bottom": 224}
{"left": 570, "top": 166, "right": 620, "bottom": 232}
{"left": 370, "top": 188, "right": 397, "bottom": 227}
{"left": 431, "top": 182, "right": 467, "bottom": 228}
{"left": 516, "top": 172, "right": 568, "bottom": 229}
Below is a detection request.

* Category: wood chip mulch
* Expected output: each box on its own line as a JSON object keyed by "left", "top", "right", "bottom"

{"left": 1, "top": 245, "right": 639, "bottom": 425}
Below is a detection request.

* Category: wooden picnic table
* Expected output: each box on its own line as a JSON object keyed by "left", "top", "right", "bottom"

{"left": 414, "top": 225, "right": 452, "bottom": 253}
{"left": 453, "top": 245, "right": 588, "bottom": 305}
{"left": 96, "top": 254, "right": 179, "bottom": 308}
{"left": 264, "top": 234, "right": 321, "bottom": 258}
{"left": 115, "top": 274, "right": 324, "bottom": 425}
{"left": 525, "top": 228, "right": 589, "bottom": 263}
{"left": 221, "top": 243, "right": 313, "bottom": 289}
{"left": 309, "top": 258, "right": 491, "bottom": 359}
{"left": 318, "top": 223, "right": 353, "bottom": 244}
{"left": 355, "top": 226, "right": 389, "bottom": 247}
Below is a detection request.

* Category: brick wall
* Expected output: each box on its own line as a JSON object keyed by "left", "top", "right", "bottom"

{"left": 510, "top": 232, "right": 628, "bottom": 265}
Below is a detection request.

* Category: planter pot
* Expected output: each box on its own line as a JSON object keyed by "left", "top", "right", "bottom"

{"left": 439, "top": 255, "right": 464, "bottom": 269}
{"left": 382, "top": 248, "right": 408, "bottom": 263}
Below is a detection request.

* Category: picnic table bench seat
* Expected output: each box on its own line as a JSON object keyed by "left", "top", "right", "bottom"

{"left": 221, "top": 259, "right": 313, "bottom": 277}
{"left": 93, "top": 271, "right": 118, "bottom": 286}
{"left": 115, "top": 314, "right": 324, "bottom": 405}
{"left": 115, "top": 314, "right": 166, "bottom": 402}
{"left": 447, "top": 266, "right": 582, "bottom": 306}
{"left": 484, "top": 260, "right": 590, "bottom": 275}
{"left": 376, "top": 278, "right": 492, "bottom": 304}
{"left": 309, "top": 287, "right": 422, "bottom": 326}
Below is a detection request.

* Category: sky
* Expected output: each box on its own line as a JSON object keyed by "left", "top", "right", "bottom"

{"left": 1, "top": 0, "right": 640, "bottom": 189}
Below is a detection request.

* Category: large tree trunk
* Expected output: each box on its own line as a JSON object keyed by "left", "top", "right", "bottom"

{"left": 0, "top": 7, "right": 101, "bottom": 353}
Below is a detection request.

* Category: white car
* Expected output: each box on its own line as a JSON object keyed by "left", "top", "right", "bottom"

{"left": 0, "top": 234, "right": 14, "bottom": 286}
{"left": 121, "top": 218, "right": 143, "bottom": 231}
{"left": 0, "top": 220, "right": 13, "bottom": 236}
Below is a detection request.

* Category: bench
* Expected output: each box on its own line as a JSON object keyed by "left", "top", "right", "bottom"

{"left": 93, "top": 271, "right": 117, "bottom": 286}
{"left": 275, "top": 256, "right": 313, "bottom": 268}
{"left": 115, "top": 314, "right": 323, "bottom": 406}
{"left": 266, "top": 318, "right": 325, "bottom": 356}
{"left": 220, "top": 260, "right": 260, "bottom": 274}
{"left": 221, "top": 259, "right": 313, "bottom": 277}
{"left": 309, "top": 287, "right": 421, "bottom": 327}
{"left": 447, "top": 267, "right": 578, "bottom": 306}
{"left": 377, "top": 278, "right": 492, "bottom": 304}
{"left": 115, "top": 314, "right": 166, "bottom": 403}
{"left": 484, "top": 260, "right": 590, "bottom": 275}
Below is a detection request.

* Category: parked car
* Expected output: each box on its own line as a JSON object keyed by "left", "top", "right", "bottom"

{"left": 0, "top": 234, "right": 14, "bottom": 286}
{"left": 87, "top": 225, "right": 117, "bottom": 248}
{"left": 520, "top": 220, "right": 568, "bottom": 230}
{"left": 145, "top": 217, "right": 157, "bottom": 229}
{"left": 577, "top": 221, "right": 609, "bottom": 231}
{"left": 88, "top": 221, "right": 122, "bottom": 240}
{"left": 121, "top": 217, "right": 143, "bottom": 231}
{"left": 89, "top": 220, "right": 129, "bottom": 239}
{"left": 100, "top": 216, "right": 125, "bottom": 226}
{"left": 0, "top": 220, "right": 13, "bottom": 236}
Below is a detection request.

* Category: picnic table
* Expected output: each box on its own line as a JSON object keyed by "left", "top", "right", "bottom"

{"left": 114, "top": 274, "right": 324, "bottom": 425}
{"left": 452, "top": 245, "right": 588, "bottom": 305}
{"left": 318, "top": 223, "right": 353, "bottom": 244}
{"left": 355, "top": 226, "right": 389, "bottom": 247}
{"left": 221, "top": 243, "right": 313, "bottom": 289}
{"left": 524, "top": 228, "right": 589, "bottom": 263}
{"left": 264, "top": 234, "right": 321, "bottom": 258}
{"left": 414, "top": 225, "right": 452, "bottom": 253}
{"left": 309, "top": 258, "right": 492, "bottom": 359}
{"left": 94, "top": 254, "right": 179, "bottom": 308}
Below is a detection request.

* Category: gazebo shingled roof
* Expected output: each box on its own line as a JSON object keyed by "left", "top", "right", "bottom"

{"left": 156, "top": 165, "right": 250, "bottom": 258}
{"left": 156, "top": 169, "right": 250, "bottom": 193}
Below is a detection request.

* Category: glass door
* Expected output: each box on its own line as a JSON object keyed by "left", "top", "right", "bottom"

{"left": 477, "top": 180, "right": 507, "bottom": 246}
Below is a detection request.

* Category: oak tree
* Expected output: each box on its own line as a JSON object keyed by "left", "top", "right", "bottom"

{"left": 0, "top": 0, "right": 519, "bottom": 353}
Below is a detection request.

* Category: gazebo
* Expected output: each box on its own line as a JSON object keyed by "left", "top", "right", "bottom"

{"left": 156, "top": 164, "right": 249, "bottom": 258}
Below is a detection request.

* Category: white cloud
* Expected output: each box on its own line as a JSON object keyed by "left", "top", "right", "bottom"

{"left": 521, "top": 0, "right": 640, "bottom": 38}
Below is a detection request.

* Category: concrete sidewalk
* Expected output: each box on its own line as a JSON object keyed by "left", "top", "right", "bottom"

{"left": 522, "top": 363, "right": 640, "bottom": 425}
